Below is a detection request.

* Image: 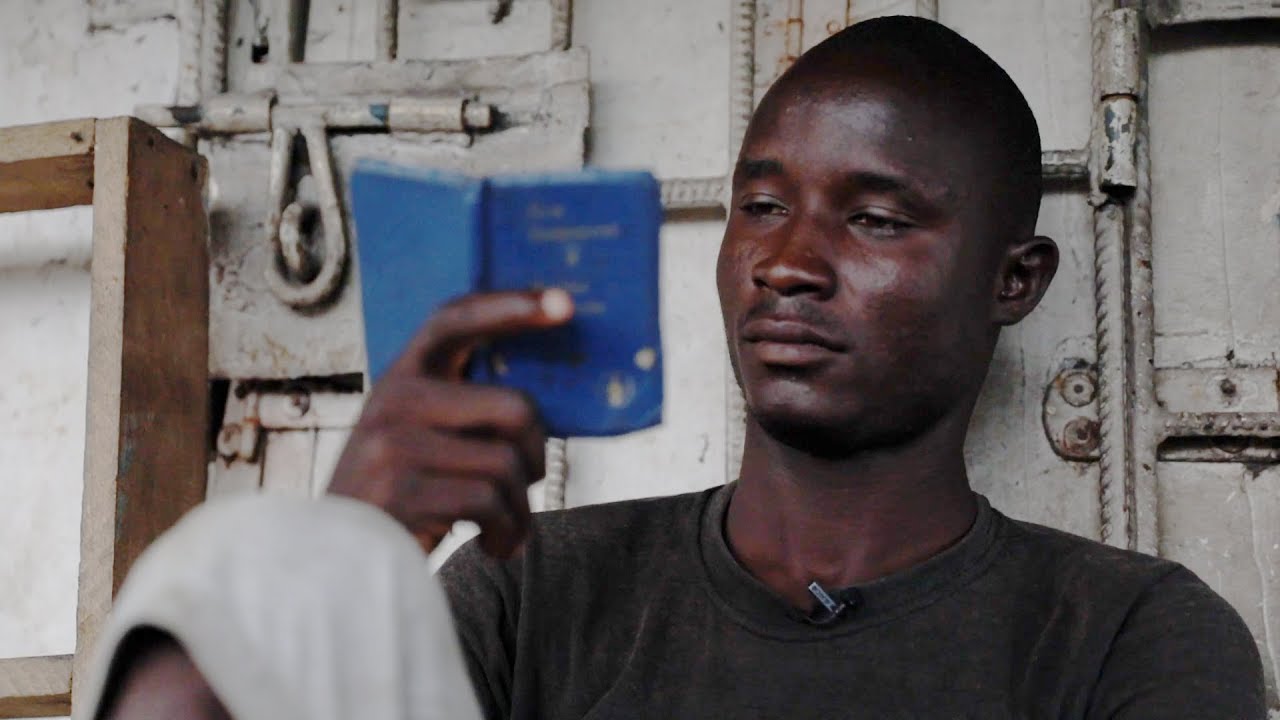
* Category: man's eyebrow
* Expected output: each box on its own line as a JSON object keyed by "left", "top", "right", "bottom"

{"left": 736, "top": 158, "right": 784, "bottom": 180}
{"left": 845, "top": 170, "right": 952, "bottom": 206}
{"left": 735, "top": 159, "right": 954, "bottom": 205}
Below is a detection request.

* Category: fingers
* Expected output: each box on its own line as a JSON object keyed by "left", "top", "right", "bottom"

{"left": 408, "top": 476, "right": 525, "bottom": 559}
{"left": 361, "top": 376, "right": 547, "bottom": 482}
{"left": 393, "top": 289, "right": 574, "bottom": 380}
{"left": 340, "top": 427, "right": 534, "bottom": 559}
{"left": 405, "top": 431, "right": 534, "bottom": 537}
{"left": 331, "top": 288, "right": 570, "bottom": 558}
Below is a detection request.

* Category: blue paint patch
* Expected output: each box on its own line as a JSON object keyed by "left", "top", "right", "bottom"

{"left": 369, "top": 104, "right": 390, "bottom": 124}
{"left": 118, "top": 441, "right": 135, "bottom": 476}
{"left": 116, "top": 491, "right": 129, "bottom": 540}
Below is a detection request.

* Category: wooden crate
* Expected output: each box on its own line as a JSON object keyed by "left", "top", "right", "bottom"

{"left": 0, "top": 118, "right": 209, "bottom": 717}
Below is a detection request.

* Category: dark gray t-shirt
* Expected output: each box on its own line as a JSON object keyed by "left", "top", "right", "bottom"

{"left": 440, "top": 484, "right": 1265, "bottom": 719}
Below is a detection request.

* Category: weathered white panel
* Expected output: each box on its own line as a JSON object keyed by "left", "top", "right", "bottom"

{"left": 565, "top": 220, "right": 727, "bottom": 507}
{"left": 752, "top": 0, "right": 795, "bottom": 98}
{"left": 207, "top": 458, "right": 264, "bottom": 498}
{"left": 1156, "top": 367, "right": 1280, "bottom": 414}
{"left": 261, "top": 429, "right": 317, "bottom": 496}
{"left": 967, "top": 189, "right": 1100, "bottom": 538}
{"left": 89, "top": 0, "right": 174, "bottom": 30}
{"left": 311, "top": 426, "right": 352, "bottom": 495}
{"left": 225, "top": 0, "right": 262, "bottom": 91}
{"left": 754, "top": 0, "right": 940, "bottom": 99}
{"left": 259, "top": 392, "right": 363, "bottom": 430}
{"left": 1149, "top": 28, "right": 1280, "bottom": 368}
{"left": 0, "top": 4, "right": 178, "bottom": 127}
{"left": 1159, "top": 463, "right": 1280, "bottom": 706}
{"left": 399, "top": 0, "right": 554, "bottom": 60}
{"left": 0, "top": 266, "right": 90, "bottom": 660}
{"left": 306, "top": 0, "right": 381, "bottom": 62}
{"left": 940, "top": 0, "right": 1094, "bottom": 152}
{"left": 572, "top": 0, "right": 730, "bottom": 178}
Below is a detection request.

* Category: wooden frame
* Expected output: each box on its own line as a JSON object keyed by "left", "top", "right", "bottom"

{"left": 0, "top": 118, "right": 209, "bottom": 717}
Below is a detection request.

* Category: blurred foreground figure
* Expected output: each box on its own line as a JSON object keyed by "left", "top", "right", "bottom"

{"left": 75, "top": 496, "right": 482, "bottom": 720}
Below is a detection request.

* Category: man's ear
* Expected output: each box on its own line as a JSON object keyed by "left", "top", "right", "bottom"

{"left": 992, "top": 235, "right": 1058, "bottom": 325}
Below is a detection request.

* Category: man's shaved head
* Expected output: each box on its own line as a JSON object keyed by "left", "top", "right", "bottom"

{"left": 719, "top": 15, "right": 1059, "bottom": 457}
{"left": 752, "top": 15, "right": 1043, "bottom": 241}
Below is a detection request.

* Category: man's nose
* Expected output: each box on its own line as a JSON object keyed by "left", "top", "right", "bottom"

{"left": 751, "top": 227, "right": 837, "bottom": 299}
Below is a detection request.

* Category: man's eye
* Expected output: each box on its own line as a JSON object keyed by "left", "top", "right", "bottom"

{"left": 849, "top": 212, "right": 911, "bottom": 236}
{"left": 741, "top": 201, "right": 787, "bottom": 217}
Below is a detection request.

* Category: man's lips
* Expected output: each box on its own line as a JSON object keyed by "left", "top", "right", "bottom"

{"left": 740, "top": 317, "right": 846, "bottom": 365}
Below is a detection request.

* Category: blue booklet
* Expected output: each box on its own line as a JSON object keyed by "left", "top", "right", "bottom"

{"left": 349, "top": 161, "right": 663, "bottom": 437}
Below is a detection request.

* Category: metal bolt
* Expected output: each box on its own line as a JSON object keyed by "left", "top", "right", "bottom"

{"left": 1060, "top": 370, "right": 1097, "bottom": 407}
{"left": 216, "top": 424, "right": 241, "bottom": 459}
{"left": 287, "top": 391, "right": 311, "bottom": 418}
{"left": 1062, "top": 417, "right": 1101, "bottom": 456}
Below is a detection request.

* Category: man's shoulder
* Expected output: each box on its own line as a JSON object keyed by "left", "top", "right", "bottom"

{"left": 998, "top": 512, "right": 1174, "bottom": 586}
{"left": 993, "top": 518, "right": 1268, "bottom": 716}
{"left": 994, "top": 510, "right": 1236, "bottom": 623}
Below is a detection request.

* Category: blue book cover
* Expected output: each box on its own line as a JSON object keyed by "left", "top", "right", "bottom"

{"left": 349, "top": 161, "right": 663, "bottom": 437}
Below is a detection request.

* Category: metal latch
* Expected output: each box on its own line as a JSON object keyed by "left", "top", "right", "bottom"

{"left": 137, "top": 93, "right": 495, "bottom": 308}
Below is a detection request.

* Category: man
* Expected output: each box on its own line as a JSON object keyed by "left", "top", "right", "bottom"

{"left": 330, "top": 16, "right": 1265, "bottom": 719}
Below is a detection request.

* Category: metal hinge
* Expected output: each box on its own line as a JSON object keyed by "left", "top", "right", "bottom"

{"left": 1097, "top": 8, "right": 1141, "bottom": 194}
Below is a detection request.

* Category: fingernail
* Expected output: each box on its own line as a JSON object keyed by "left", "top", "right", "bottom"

{"left": 540, "top": 288, "right": 573, "bottom": 321}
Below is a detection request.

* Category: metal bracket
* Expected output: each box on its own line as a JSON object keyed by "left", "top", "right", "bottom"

{"left": 1043, "top": 361, "right": 1102, "bottom": 461}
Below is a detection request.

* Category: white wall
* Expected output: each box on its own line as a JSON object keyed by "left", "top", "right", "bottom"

{"left": 0, "top": 0, "right": 179, "bottom": 664}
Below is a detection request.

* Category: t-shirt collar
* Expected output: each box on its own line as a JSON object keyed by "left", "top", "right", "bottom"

{"left": 698, "top": 482, "right": 1003, "bottom": 640}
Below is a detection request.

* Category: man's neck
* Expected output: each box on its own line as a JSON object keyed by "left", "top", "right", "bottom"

{"left": 725, "top": 414, "right": 978, "bottom": 612}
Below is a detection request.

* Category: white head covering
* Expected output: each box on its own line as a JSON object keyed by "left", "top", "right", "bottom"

{"left": 73, "top": 494, "right": 483, "bottom": 720}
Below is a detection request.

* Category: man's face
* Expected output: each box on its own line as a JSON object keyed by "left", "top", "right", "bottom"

{"left": 717, "top": 79, "right": 1008, "bottom": 456}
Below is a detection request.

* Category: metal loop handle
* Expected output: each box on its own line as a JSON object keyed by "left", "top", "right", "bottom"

{"left": 265, "top": 124, "right": 348, "bottom": 309}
